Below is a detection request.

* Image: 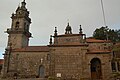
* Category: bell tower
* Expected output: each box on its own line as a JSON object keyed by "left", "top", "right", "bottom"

{"left": 6, "top": 0, "right": 31, "bottom": 49}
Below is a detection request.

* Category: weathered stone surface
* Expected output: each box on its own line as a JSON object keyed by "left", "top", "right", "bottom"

{"left": 2, "top": 0, "right": 114, "bottom": 80}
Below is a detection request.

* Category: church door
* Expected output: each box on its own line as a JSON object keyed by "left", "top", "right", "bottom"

{"left": 90, "top": 58, "right": 102, "bottom": 79}
{"left": 39, "top": 65, "right": 45, "bottom": 78}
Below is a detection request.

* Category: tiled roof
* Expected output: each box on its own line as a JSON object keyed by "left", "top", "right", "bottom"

{"left": 13, "top": 46, "right": 49, "bottom": 52}
{"left": 0, "top": 59, "right": 4, "bottom": 64}
{"left": 86, "top": 38, "right": 111, "bottom": 43}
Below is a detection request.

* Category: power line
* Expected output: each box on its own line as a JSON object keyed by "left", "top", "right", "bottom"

{"left": 100, "top": 0, "right": 107, "bottom": 27}
{"left": 100, "top": 0, "right": 109, "bottom": 40}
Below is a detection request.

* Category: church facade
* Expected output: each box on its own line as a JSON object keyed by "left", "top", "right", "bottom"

{"left": 2, "top": 0, "right": 114, "bottom": 80}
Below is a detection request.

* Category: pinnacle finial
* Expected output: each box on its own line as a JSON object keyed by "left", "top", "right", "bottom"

{"left": 79, "top": 25, "right": 83, "bottom": 34}
{"left": 49, "top": 35, "right": 52, "bottom": 45}
{"left": 65, "top": 22, "right": 72, "bottom": 34}
{"left": 54, "top": 27, "right": 57, "bottom": 36}
{"left": 21, "top": 0, "right": 26, "bottom": 8}
{"left": 55, "top": 27, "right": 57, "bottom": 32}
{"left": 67, "top": 22, "right": 69, "bottom": 26}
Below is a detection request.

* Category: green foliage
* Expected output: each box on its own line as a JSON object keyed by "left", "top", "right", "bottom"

{"left": 93, "top": 26, "right": 120, "bottom": 42}
{"left": 113, "top": 47, "right": 120, "bottom": 51}
{"left": 48, "top": 76, "right": 57, "bottom": 80}
{"left": 112, "top": 72, "right": 120, "bottom": 78}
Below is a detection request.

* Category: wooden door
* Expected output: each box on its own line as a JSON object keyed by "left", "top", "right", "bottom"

{"left": 91, "top": 58, "right": 102, "bottom": 79}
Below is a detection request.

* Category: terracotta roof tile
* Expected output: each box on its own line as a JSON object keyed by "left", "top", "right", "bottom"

{"left": 0, "top": 59, "right": 4, "bottom": 64}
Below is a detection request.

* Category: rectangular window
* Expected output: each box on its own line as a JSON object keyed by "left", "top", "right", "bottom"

{"left": 117, "top": 62, "right": 120, "bottom": 71}
{"left": 111, "top": 62, "right": 116, "bottom": 72}
{"left": 47, "top": 54, "right": 50, "bottom": 61}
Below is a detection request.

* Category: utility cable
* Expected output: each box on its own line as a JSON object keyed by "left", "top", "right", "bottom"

{"left": 100, "top": 0, "right": 107, "bottom": 27}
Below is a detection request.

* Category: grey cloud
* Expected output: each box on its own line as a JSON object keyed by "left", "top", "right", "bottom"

{"left": 0, "top": 0, "right": 120, "bottom": 58}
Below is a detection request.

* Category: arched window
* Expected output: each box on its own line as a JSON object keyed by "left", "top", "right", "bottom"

{"left": 15, "top": 22, "right": 19, "bottom": 30}
{"left": 38, "top": 65, "right": 45, "bottom": 78}
{"left": 90, "top": 58, "right": 102, "bottom": 79}
{"left": 47, "top": 54, "right": 50, "bottom": 61}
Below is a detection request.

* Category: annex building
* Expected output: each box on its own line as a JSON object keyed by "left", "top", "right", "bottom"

{"left": 1, "top": 0, "right": 115, "bottom": 80}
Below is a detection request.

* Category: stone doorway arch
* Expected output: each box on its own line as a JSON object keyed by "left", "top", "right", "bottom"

{"left": 38, "top": 65, "right": 45, "bottom": 78}
{"left": 90, "top": 58, "right": 102, "bottom": 79}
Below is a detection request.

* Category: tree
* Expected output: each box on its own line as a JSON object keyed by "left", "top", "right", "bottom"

{"left": 93, "top": 26, "right": 109, "bottom": 40}
{"left": 93, "top": 27, "right": 120, "bottom": 42}
{"left": 116, "top": 29, "right": 120, "bottom": 41}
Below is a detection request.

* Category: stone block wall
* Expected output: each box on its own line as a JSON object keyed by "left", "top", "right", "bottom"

{"left": 50, "top": 46, "right": 88, "bottom": 79}
{"left": 8, "top": 51, "right": 49, "bottom": 78}
{"left": 86, "top": 53, "right": 112, "bottom": 80}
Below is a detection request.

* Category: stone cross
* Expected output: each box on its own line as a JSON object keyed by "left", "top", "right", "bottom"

{"left": 40, "top": 58, "right": 43, "bottom": 63}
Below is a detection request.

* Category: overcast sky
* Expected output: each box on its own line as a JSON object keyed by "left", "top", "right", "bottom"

{"left": 0, "top": 0, "right": 120, "bottom": 58}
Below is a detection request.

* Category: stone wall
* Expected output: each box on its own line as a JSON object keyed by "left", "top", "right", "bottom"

{"left": 2, "top": 42, "right": 113, "bottom": 80}
{"left": 50, "top": 46, "right": 88, "bottom": 79}
{"left": 8, "top": 51, "right": 49, "bottom": 78}
{"left": 86, "top": 53, "right": 112, "bottom": 80}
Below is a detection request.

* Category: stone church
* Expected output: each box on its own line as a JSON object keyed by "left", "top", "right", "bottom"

{"left": 2, "top": 0, "right": 114, "bottom": 80}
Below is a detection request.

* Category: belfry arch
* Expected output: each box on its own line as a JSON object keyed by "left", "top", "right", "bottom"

{"left": 90, "top": 58, "right": 102, "bottom": 79}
